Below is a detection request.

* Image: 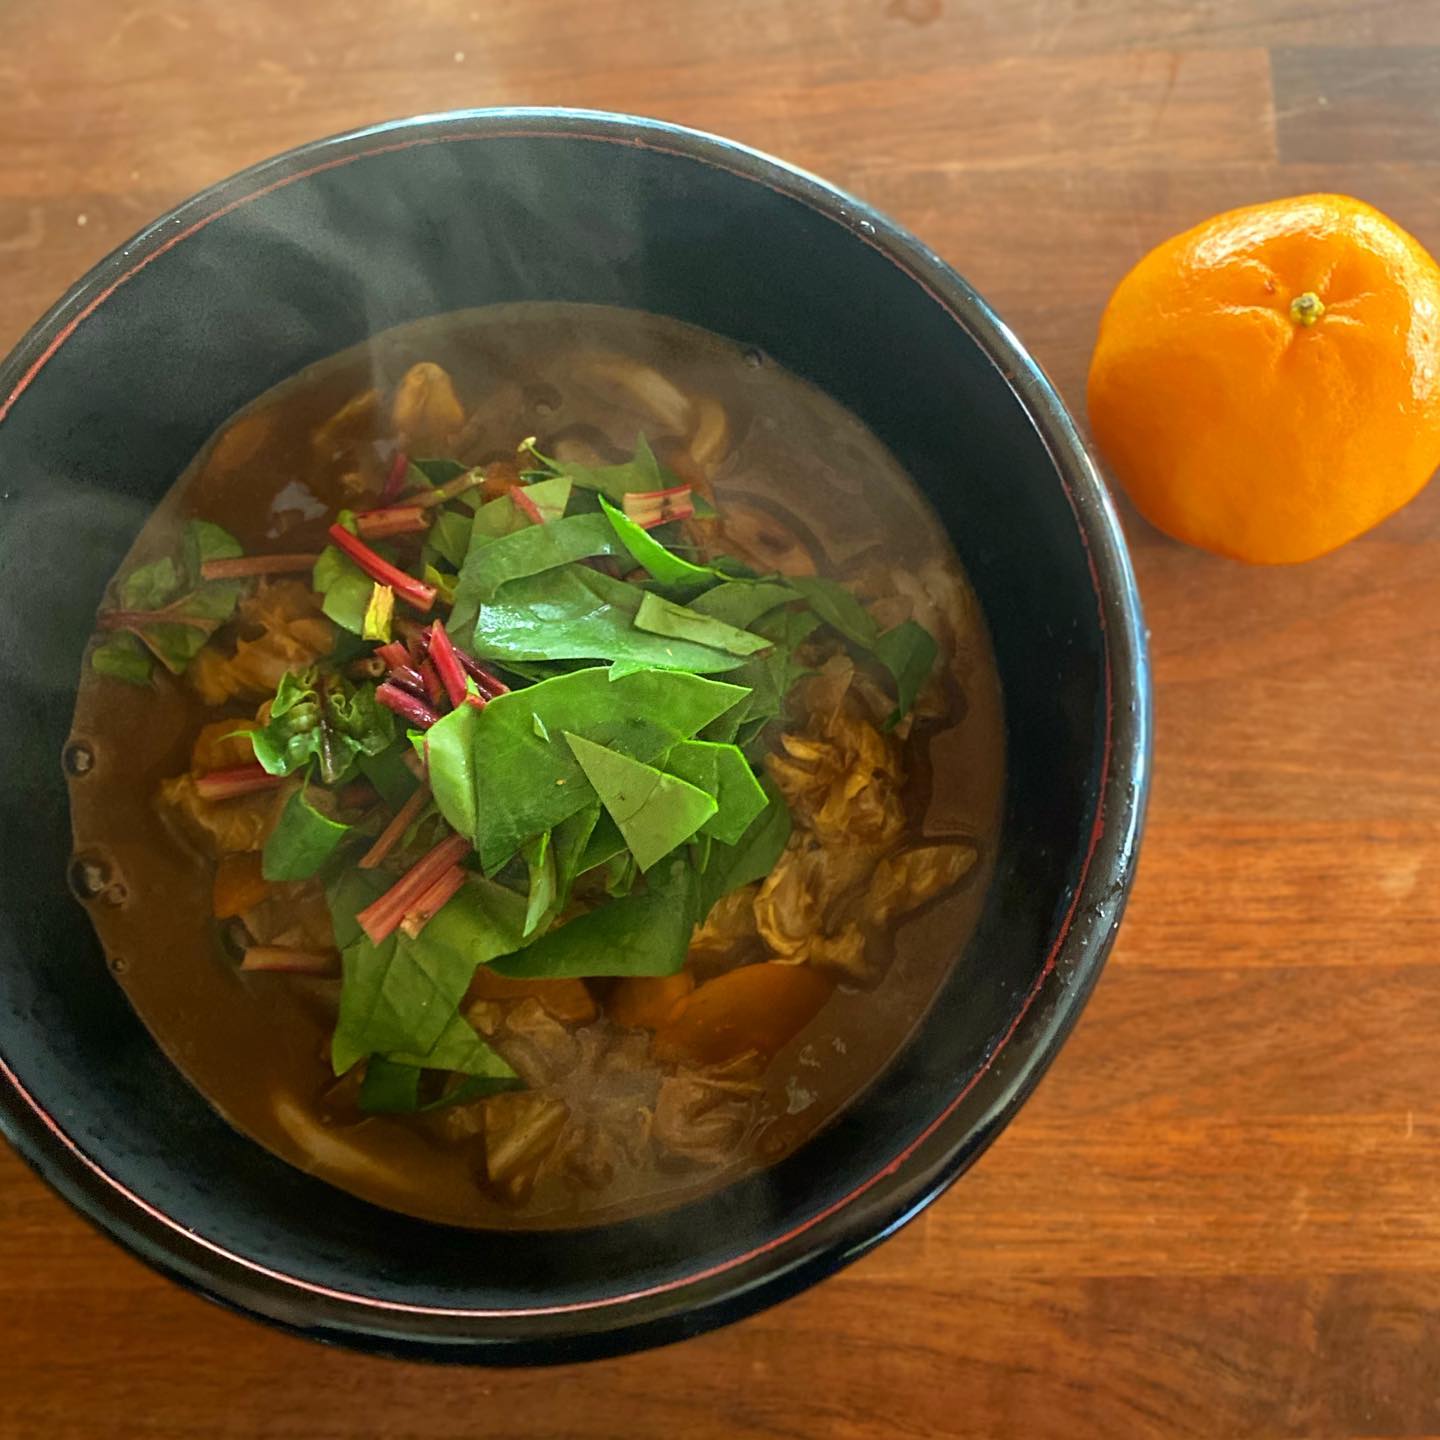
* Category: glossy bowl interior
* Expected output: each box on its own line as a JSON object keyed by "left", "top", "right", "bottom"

{"left": 0, "top": 109, "right": 1148, "bottom": 1361}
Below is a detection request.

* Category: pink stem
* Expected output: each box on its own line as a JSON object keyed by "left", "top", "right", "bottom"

{"left": 194, "top": 765, "right": 286, "bottom": 801}
{"left": 455, "top": 649, "right": 507, "bottom": 698}
{"left": 375, "top": 641, "right": 409, "bottom": 670}
{"left": 358, "top": 785, "right": 431, "bottom": 870}
{"left": 512, "top": 487, "right": 546, "bottom": 526}
{"left": 386, "top": 662, "right": 429, "bottom": 698}
{"left": 355, "top": 506, "right": 429, "bottom": 539}
{"left": 327, "top": 524, "right": 436, "bottom": 613}
{"left": 400, "top": 865, "right": 469, "bottom": 939}
{"left": 379, "top": 451, "right": 410, "bottom": 505}
{"left": 375, "top": 682, "right": 439, "bottom": 730}
{"left": 241, "top": 947, "right": 340, "bottom": 976}
{"left": 626, "top": 482, "right": 692, "bottom": 502}
{"left": 427, "top": 621, "right": 470, "bottom": 709}
{"left": 636, "top": 503, "right": 695, "bottom": 530}
{"left": 356, "top": 833, "right": 471, "bottom": 944}
{"left": 199, "top": 553, "right": 321, "bottom": 581}
{"left": 418, "top": 659, "right": 446, "bottom": 710}
{"left": 97, "top": 609, "right": 216, "bottom": 634}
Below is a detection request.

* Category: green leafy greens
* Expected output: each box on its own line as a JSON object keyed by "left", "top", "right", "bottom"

{"left": 564, "top": 733, "right": 717, "bottom": 872}
{"left": 424, "top": 666, "right": 749, "bottom": 871}
{"left": 250, "top": 667, "right": 396, "bottom": 786}
{"left": 262, "top": 782, "right": 351, "bottom": 882}
{"left": 92, "top": 521, "right": 244, "bottom": 683}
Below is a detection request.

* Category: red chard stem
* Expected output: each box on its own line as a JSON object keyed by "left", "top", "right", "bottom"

{"left": 199, "top": 553, "right": 321, "bottom": 581}
{"left": 327, "top": 524, "right": 436, "bottom": 613}
{"left": 379, "top": 451, "right": 410, "bottom": 505}
{"left": 356, "top": 833, "right": 471, "bottom": 944}
{"left": 375, "top": 682, "right": 439, "bottom": 730}
{"left": 427, "top": 621, "right": 470, "bottom": 709}
{"left": 194, "top": 765, "right": 287, "bottom": 801}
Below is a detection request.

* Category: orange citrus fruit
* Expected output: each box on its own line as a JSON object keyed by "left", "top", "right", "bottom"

{"left": 1086, "top": 194, "right": 1440, "bottom": 563}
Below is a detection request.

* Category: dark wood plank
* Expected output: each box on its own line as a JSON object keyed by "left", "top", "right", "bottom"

{"left": 6, "top": 1, "right": 1440, "bottom": 1436}
{"left": 1273, "top": 46, "right": 1440, "bottom": 162}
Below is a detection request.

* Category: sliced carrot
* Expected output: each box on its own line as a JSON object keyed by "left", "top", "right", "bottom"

{"left": 652, "top": 962, "right": 831, "bottom": 1067}
{"left": 191, "top": 717, "right": 259, "bottom": 774}
{"left": 467, "top": 969, "right": 597, "bottom": 1025}
{"left": 608, "top": 972, "right": 696, "bottom": 1031}
{"left": 212, "top": 852, "right": 269, "bottom": 919}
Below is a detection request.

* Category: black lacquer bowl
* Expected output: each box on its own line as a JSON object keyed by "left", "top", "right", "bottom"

{"left": 0, "top": 109, "right": 1149, "bottom": 1362}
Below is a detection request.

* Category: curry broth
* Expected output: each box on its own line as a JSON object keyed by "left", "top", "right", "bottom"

{"left": 66, "top": 303, "right": 1004, "bottom": 1228}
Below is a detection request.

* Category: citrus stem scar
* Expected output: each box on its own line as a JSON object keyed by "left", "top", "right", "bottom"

{"left": 1289, "top": 291, "right": 1326, "bottom": 326}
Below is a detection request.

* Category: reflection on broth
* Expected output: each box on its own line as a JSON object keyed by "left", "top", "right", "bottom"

{"left": 66, "top": 303, "right": 1003, "bottom": 1228}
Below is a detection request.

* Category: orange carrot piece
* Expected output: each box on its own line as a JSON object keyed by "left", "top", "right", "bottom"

{"left": 212, "top": 853, "right": 269, "bottom": 919}
{"left": 467, "top": 970, "right": 598, "bottom": 1025}
{"left": 608, "top": 972, "right": 696, "bottom": 1031}
{"left": 652, "top": 962, "right": 831, "bottom": 1067}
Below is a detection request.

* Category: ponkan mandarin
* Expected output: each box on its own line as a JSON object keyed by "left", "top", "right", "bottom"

{"left": 1087, "top": 194, "right": 1440, "bottom": 563}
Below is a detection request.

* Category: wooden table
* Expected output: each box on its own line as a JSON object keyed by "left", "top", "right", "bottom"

{"left": 5, "top": 2, "right": 1440, "bottom": 1434}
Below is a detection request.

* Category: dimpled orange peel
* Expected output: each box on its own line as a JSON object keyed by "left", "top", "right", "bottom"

{"left": 1086, "top": 194, "right": 1440, "bottom": 563}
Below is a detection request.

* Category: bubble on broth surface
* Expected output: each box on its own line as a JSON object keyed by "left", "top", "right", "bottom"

{"left": 68, "top": 851, "right": 114, "bottom": 903}
{"left": 63, "top": 739, "right": 96, "bottom": 777}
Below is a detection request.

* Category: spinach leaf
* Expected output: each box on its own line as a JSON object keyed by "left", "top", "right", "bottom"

{"left": 576, "top": 809, "right": 626, "bottom": 875}
{"left": 465, "top": 564, "right": 747, "bottom": 673}
{"left": 263, "top": 783, "right": 351, "bottom": 881}
{"left": 873, "top": 619, "right": 939, "bottom": 724}
{"left": 663, "top": 739, "right": 768, "bottom": 844}
{"left": 312, "top": 515, "right": 374, "bottom": 635}
{"left": 521, "top": 831, "right": 556, "bottom": 938}
{"left": 96, "top": 520, "right": 244, "bottom": 677}
{"left": 564, "top": 733, "right": 717, "bottom": 872}
{"left": 250, "top": 668, "right": 396, "bottom": 786}
{"left": 358, "top": 745, "right": 421, "bottom": 811}
{"left": 329, "top": 870, "right": 528, "bottom": 1074}
{"left": 790, "top": 576, "right": 937, "bottom": 721}
{"left": 789, "top": 575, "right": 880, "bottom": 649}
{"left": 697, "top": 780, "right": 792, "bottom": 915}
{"left": 524, "top": 434, "right": 672, "bottom": 501}
{"left": 411, "top": 459, "right": 469, "bottom": 487}
{"left": 599, "top": 495, "right": 718, "bottom": 587}
{"left": 459, "top": 512, "right": 621, "bottom": 604}
{"left": 705, "top": 605, "right": 821, "bottom": 740}
{"left": 489, "top": 855, "right": 700, "bottom": 979}
{"left": 426, "top": 509, "right": 473, "bottom": 570}
{"left": 359, "top": 1008, "right": 519, "bottom": 1113}
{"left": 552, "top": 803, "right": 601, "bottom": 906}
{"left": 633, "top": 591, "right": 774, "bottom": 658}
{"left": 604, "top": 850, "right": 638, "bottom": 898}
{"left": 518, "top": 478, "right": 573, "bottom": 523}
{"left": 448, "top": 478, "right": 574, "bottom": 637}
{"left": 357, "top": 1058, "right": 423, "bottom": 1113}
{"left": 425, "top": 666, "right": 749, "bottom": 872}
{"left": 359, "top": 1056, "right": 518, "bottom": 1115}
{"left": 688, "top": 579, "right": 798, "bottom": 630}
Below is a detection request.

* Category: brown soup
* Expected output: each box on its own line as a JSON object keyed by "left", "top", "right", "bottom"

{"left": 66, "top": 302, "right": 1003, "bottom": 1228}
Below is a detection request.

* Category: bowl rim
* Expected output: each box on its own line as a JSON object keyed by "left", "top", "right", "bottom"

{"left": 0, "top": 106, "right": 1151, "bottom": 1361}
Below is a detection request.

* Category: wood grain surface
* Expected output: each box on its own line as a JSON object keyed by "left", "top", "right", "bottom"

{"left": 5, "top": 2, "right": 1440, "bottom": 1435}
